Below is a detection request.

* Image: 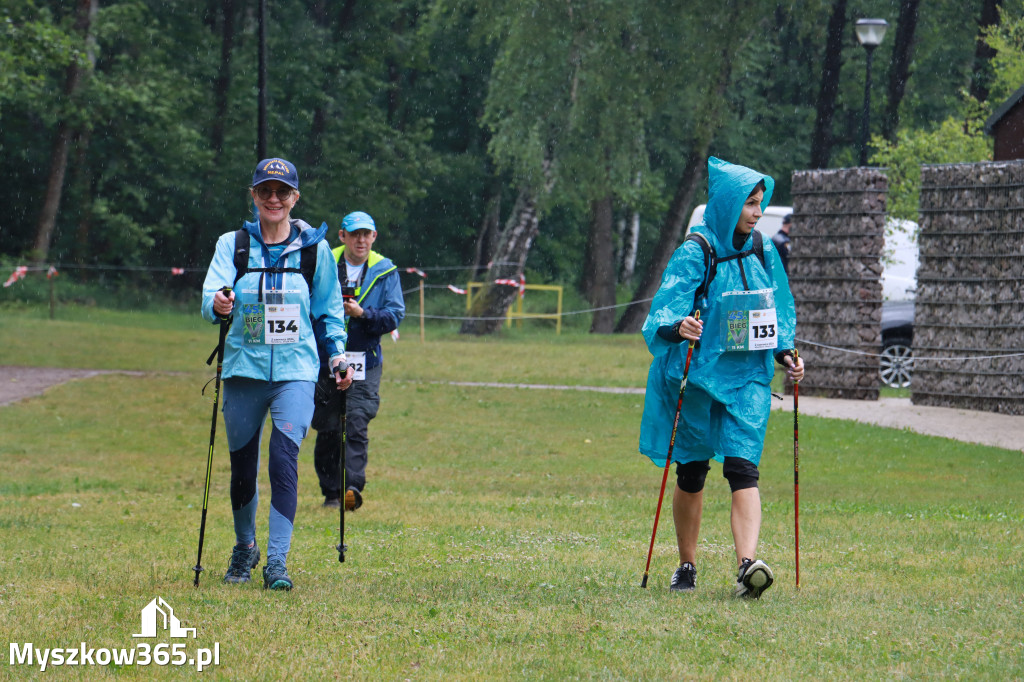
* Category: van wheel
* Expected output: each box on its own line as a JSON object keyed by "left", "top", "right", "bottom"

{"left": 880, "top": 338, "right": 913, "bottom": 388}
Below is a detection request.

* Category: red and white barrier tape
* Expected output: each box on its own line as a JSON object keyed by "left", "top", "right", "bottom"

{"left": 3, "top": 266, "right": 28, "bottom": 287}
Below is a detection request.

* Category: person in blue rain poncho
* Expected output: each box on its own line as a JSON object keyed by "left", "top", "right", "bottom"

{"left": 202, "top": 158, "right": 354, "bottom": 591}
{"left": 640, "top": 157, "right": 805, "bottom": 598}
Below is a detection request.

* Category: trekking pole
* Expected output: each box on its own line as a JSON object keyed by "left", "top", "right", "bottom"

{"left": 194, "top": 286, "right": 232, "bottom": 587}
{"left": 332, "top": 361, "right": 349, "bottom": 563}
{"left": 793, "top": 348, "right": 801, "bottom": 589}
{"left": 641, "top": 311, "right": 699, "bottom": 588}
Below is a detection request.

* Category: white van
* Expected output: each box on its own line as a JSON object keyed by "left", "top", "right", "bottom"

{"left": 881, "top": 219, "right": 918, "bottom": 302}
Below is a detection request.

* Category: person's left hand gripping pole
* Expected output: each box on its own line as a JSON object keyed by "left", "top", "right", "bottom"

{"left": 792, "top": 348, "right": 801, "bottom": 589}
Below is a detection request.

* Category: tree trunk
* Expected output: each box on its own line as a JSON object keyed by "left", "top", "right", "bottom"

{"left": 882, "top": 0, "right": 921, "bottom": 141}
{"left": 583, "top": 195, "right": 617, "bottom": 333}
{"left": 617, "top": 170, "right": 641, "bottom": 286}
{"left": 618, "top": 208, "right": 639, "bottom": 285}
{"left": 185, "top": 0, "right": 234, "bottom": 281}
{"left": 471, "top": 183, "right": 502, "bottom": 277}
{"left": 614, "top": 51, "right": 733, "bottom": 334}
{"left": 808, "top": 0, "right": 847, "bottom": 168}
{"left": 210, "top": 0, "right": 234, "bottom": 160}
{"left": 32, "top": 0, "right": 97, "bottom": 263}
{"left": 613, "top": 148, "right": 708, "bottom": 334}
{"left": 72, "top": 127, "right": 93, "bottom": 263}
{"left": 969, "top": 0, "right": 1002, "bottom": 103}
{"left": 460, "top": 188, "right": 541, "bottom": 335}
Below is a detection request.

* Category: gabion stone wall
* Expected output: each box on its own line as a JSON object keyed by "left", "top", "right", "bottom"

{"left": 913, "top": 161, "right": 1024, "bottom": 415}
{"left": 789, "top": 168, "right": 887, "bottom": 399}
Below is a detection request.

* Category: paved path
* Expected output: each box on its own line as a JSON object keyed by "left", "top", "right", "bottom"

{"left": 770, "top": 395, "right": 1023, "bottom": 452}
{"left": 4, "top": 370, "right": 1021, "bottom": 452}
{"left": 0, "top": 366, "right": 145, "bottom": 407}
{"left": 445, "top": 381, "right": 1024, "bottom": 452}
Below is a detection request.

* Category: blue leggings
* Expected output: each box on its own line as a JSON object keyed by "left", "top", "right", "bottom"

{"left": 221, "top": 378, "right": 314, "bottom": 564}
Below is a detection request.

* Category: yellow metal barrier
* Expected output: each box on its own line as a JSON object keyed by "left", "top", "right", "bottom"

{"left": 466, "top": 282, "right": 563, "bottom": 334}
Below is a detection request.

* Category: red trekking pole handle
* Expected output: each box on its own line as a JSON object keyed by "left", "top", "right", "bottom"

{"left": 641, "top": 311, "right": 699, "bottom": 588}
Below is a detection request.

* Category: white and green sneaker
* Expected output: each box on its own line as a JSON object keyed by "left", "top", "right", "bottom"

{"left": 735, "top": 558, "right": 773, "bottom": 599}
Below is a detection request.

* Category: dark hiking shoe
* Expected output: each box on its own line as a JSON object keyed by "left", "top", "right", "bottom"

{"left": 345, "top": 488, "right": 363, "bottom": 511}
{"left": 670, "top": 562, "right": 697, "bottom": 592}
{"left": 735, "top": 557, "right": 774, "bottom": 599}
{"left": 262, "top": 560, "right": 293, "bottom": 591}
{"left": 323, "top": 497, "right": 341, "bottom": 509}
{"left": 223, "top": 543, "right": 260, "bottom": 584}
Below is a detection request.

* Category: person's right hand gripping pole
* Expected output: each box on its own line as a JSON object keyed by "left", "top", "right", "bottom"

{"left": 332, "top": 360, "right": 353, "bottom": 562}
{"left": 641, "top": 311, "right": 700, "bottom": 588}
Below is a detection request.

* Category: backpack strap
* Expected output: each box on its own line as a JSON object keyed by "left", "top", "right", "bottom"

{"left": 686, "top": 230, "right": 769, "bottom": 304}
{"left": 684, "top": 232, "right": 715, "bottom": 308}
{"left": 717, "top": 230, "right": 766, "bottom": 269}
{"left": 231, "top": 228, "right": 316, "bottom": 296}
{"left": 751, "top": 230, "right": 766, "bottom": 271}
{"left": 299, "top": 244, "right": 317, "bottom": 295}
{"left": 232, "top": 228, "right": 250, "bottom": 288}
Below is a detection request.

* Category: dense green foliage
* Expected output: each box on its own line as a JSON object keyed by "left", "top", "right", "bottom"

{"left": 987, "top": 0, "right": 1024, "bottom": 100}
{"left": 0, "top": 0, "right": 1014, "bottom": 300}
{"left": 870, "top": 107, "right": 993, "bottom": 222}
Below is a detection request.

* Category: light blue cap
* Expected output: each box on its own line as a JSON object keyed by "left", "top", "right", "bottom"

{"left": 341, "top": 211, "right": 376, "bottom": 232}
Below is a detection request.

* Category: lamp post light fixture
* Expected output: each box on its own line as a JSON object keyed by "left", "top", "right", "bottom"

{"left": 856, "top": 18, "right": 888, "bottom": 166}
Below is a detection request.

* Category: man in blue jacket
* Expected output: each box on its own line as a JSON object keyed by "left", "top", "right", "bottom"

{"left": 313, "top": 211, "right": 405, "bottom": 511}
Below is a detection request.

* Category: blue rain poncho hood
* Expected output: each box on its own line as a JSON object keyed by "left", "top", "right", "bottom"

{"left": 638, "top": 157, "right": 796, "bottom": 467}
{"left": 697, "top": 156, "right": 775, "bottom": 257}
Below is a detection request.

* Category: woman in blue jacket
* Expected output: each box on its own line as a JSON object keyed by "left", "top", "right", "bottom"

{"left": 201, "top": 158, "right": 353, "bottom": 591}
{"left": 640, "top": 157, "right": 805, "bottom": 598}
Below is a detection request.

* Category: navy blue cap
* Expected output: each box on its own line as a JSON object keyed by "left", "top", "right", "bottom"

{"left": 252, "top": 158, "right": 299, "bottom": 189}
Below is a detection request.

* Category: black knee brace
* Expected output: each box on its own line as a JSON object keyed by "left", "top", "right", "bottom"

{"left": 722, "top": 456, "right": 759, "bottom": 492}
{"left": 676, "top": 460, "right": 711, "bottom": 494}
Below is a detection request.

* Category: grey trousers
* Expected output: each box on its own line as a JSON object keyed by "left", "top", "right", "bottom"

{"left": 311, "top": 363, "right": 381, "bottom": 498}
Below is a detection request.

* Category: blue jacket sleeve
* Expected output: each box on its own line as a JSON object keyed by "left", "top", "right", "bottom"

{"left": 309, "top": 241, "right": 348, "bottom": 359}
{"left": 642, "top": 241, "right": 706, "bottom": 357}
{"left": 201, "top": 232, "right": 237, "bottom": 324}
{"left": 358, "top": 270, "right": 406, "bottom": 336}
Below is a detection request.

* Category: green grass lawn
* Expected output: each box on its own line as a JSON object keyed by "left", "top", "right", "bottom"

{"left": 1, "top": 307, "right": 1021, "bottom": 679}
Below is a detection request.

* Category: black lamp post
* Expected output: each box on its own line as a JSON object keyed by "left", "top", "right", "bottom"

{"left": 856, "top": 18, "right": 888, "bottom": 166}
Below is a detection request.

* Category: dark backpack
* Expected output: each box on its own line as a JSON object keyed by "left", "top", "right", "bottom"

{"left": 232, "top": 228, "right": 318, "bottom": 296}
{"left": 685, "top": 229, "right": 767, "bottom": 307}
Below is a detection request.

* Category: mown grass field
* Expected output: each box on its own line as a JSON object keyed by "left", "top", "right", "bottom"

{"left": 1, "top": 307, "right": 1021, "bottom": 680}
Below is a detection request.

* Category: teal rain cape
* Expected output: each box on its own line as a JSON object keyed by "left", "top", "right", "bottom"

{"left": 638, "top": 157, "right": 796, "bottom": 467}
